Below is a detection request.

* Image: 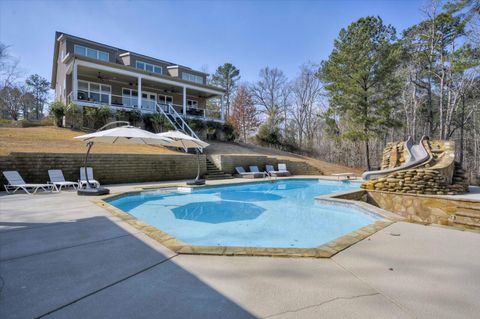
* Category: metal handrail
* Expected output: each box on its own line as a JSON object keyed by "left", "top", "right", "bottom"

{"left": 156, "top": 102, "right": 199, "bottom": 140}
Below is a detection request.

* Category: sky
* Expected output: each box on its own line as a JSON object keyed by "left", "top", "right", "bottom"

{"left": 0, "top": 0, "right": 426, "bottom": 85}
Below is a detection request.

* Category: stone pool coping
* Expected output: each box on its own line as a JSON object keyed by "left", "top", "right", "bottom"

{"left": 92, "top": 178, "right": 400, "bottom": 258}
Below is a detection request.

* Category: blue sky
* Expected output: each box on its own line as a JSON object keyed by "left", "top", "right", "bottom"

{"left": 1, "top": 0, "right": 425, "bottom": 84}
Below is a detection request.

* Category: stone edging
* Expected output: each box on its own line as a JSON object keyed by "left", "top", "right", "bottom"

{"left": 92, "top": 179, "right": 397, "bottom": 258}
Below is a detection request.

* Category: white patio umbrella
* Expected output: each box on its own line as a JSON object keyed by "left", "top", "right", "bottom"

{"left": 74, "top": 123, "right": 173, "bottom": 195}
{"left": 76, "top": 125, "right": 174, "bottom": 145}
{"left": 157, "top": 131, "right": 209, "bottom": 185}
{"left": 156, "top": 131, "right": 209, "bottom": 150}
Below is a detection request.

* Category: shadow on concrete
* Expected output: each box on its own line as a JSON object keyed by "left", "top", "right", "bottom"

{"left": 0, "top": 216, "right": 256, "bottom": 319}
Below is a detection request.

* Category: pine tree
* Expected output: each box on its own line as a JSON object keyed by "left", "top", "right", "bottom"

{"left": 211, "top": 63, "right": 240, "bottom": 117}
{"left": 319, "top": 16, "right": 403, "bottom": 170}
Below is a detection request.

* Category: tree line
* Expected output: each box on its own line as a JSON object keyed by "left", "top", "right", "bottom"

{"left": 212, "top": 0, "right": 479, "bottom": 182}
{"left": 0, "top": 43, "right": 51, "bottom": 121}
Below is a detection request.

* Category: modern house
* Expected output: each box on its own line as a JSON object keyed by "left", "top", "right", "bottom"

{"left": 51, "top": 32, "right": 226, "bottom": 130}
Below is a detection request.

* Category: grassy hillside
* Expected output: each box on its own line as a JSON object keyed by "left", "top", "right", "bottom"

{"left": 0, "top": 127, "right": 361, "bottom": 175}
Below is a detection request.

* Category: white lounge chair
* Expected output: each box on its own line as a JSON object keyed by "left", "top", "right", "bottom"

{"left": 266, "top": 165, "right": 290, "bottom": 177}
{"left": 277, "top": 163, "right": 291, "bottom": 176}
{"left": 249, "top": 166, "right": 267, "bottom": 177}
{"left": 332, "top": 173, "right": 355, "bottom": 180}
{"left": 48, "top": 169, "right": 79, "bottom": 191}
{"left": 235, "top": 167, "right": 265, "bottom": 179}
{"left": 2, "top": 171, "right": 54, "bottom": 194}
{"left": 79, "top": 167, "right": 100, "bottom": 188}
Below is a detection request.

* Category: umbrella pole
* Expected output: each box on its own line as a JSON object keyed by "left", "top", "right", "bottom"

{"left": 84, "top": 141, "right": 95, "bottom": 189}
{"left": 194, "top": 148, "right": 200, "bottom": 181}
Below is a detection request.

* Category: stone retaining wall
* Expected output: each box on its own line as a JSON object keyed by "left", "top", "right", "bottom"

{"left": 367, "top": 190, "right": 480, "bottom": 227}
{"left": 208, "top": 154, "right": 323, "bottom": 175}
{"left": 0, "top": 152, "right": 206, "bottom": 186}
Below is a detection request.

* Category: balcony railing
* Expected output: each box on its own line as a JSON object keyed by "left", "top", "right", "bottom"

{"left": 67, "top": 91, "right": 219, "bottom": 121}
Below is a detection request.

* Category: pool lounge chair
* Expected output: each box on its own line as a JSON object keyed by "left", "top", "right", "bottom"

{"left": 266, "top": 165, "right": 290, "bottom": 177}
{"left": 332, "top": 173, "right": 355, "bottom": 180}
{"left": 277, "top": 163, "right": 291, "bottom": 176}
{"left": 235, "top": 167, "right": 266, "bottom": 179}
{"left": 249, "top": 166, "right": 268, "bottom": 177}
{"left": 79, "top": 167, "right": 101, "bottom": 188}
{"left": 48, "top": 169, "right": 79, "bottom": 191}
{"left": 2, "top": 171, "right": 54, "bottom": 194}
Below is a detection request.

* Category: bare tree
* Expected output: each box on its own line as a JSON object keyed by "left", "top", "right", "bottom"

{"left": 290, "top": 62, "right": 323, "bottom": 149}
{"left": 250, "top": 67, "right": 288, "bottom": 127}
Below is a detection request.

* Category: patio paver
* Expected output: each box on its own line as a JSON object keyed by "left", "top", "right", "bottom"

{"left": 0, "top": 180, "right": 479, "bottom": 318}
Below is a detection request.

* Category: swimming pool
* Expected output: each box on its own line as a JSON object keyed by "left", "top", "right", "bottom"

{"left": 108, "top": 179, "right": 380, "bottom": 249}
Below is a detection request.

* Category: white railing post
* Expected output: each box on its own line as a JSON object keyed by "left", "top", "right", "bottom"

{"left": 137, "top": 76, "right": 142, "bottom": 109}
{"left": 182, "top": 86, "right": 187, "bottom": 117}
{"left": 72, "top": 60, "right": 78, "bottom": 102}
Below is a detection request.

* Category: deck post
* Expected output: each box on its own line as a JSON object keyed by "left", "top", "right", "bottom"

{"left": 137, "top": 76, "right": 142, "bottom": 109}
{"left": 72, "top": 60, "right": 78, "bottom": 102}
{"left": 220, "top": 95, "right": 225, "bottom": 122}
{"left": 183, "top": 86, "right": 187, "bottom": 117}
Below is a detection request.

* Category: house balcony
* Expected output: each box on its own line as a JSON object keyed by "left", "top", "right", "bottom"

{"left": 68, "top": 91, "right": 213, "bottom": 121}
{"left": 65, "top": 58, "right": 225, "bottom": 123}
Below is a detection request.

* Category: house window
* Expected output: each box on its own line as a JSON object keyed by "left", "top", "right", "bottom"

{"left": 158, "top": 94, "right": 173, "bottom": 105}
{"left": 181, "top": 72, "right": 204, "bottom": 84}
{"left": 74, "top": 44, "right": 109, "bottom": 62}
{"left": 77, "top": 80, "right": 111, "bottom": 104}
{"left": 135, "top": 60, "right": 163, "bottom": 74}
{"left": 187, "top": 99, "right": 198, "bottom": 109}
{"left": 122, "top": 88, "right": 138, "bottom": 107}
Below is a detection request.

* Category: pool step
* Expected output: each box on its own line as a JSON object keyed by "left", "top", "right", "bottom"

{"left": 205, "top": 158, "right": 234, "bottom": 180}
{"left": 449, "top": 206, "right": 480, "bottom": 228}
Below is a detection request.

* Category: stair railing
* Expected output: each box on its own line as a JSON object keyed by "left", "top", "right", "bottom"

{"left": 156, "top": 102, "right": 203, "bottom": 153}
{"left": 156, "top": 102, "right": 199, "bottom": 140}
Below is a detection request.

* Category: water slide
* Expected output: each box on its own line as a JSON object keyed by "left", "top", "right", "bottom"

{"left": 362, "top": 136, "right": 430, "bottom": 180}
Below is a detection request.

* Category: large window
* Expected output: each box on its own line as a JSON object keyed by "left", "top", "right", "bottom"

{"left": 122, "top": 88, "right": 138, "bottom": 107}
{"left": 135, "top": 60, "right": 162, "bottom": 74}
{"left": 158, "top": 94, "right": 173, "bottom": 105}
{"left": 182, "top": 72, "right": 204, "bottom": 84}
{"left": 74, "top": 44, "right": 109, "bottom": 62}
{"left": 187, "top": 99, "right": 198, "bottom": 109}
{"left": 77, "top": 80, "right": 111, "bottom": 104}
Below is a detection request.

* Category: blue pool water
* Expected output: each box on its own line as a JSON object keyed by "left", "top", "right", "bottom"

{"left": 108, "top": 179, "right": 380, "bottom": 248}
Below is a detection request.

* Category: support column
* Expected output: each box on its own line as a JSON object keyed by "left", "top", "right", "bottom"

{"left": 220, "top": 95, "right": 225, "bottom": 122}
{"left": 137, "top": 76, "right": 142, "bottom": 109}
{"left": 182, "top": 86, "right": 187, "bottom": 117}
{"left": 72, "top": 60, "right": 78, "bottom": 103}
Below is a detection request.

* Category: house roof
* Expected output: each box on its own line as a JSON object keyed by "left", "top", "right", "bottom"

{"left": 51, "top": 31, "right": 211, "bottom": 88}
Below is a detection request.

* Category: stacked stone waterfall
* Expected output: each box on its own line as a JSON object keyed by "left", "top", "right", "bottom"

{"left": 362, "top": 139, "right": 469, "bottom": 195}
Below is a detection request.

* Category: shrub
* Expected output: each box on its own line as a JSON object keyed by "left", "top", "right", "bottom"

{"left": 115, "top": 109, "right": 142, "bottom": 126}
{"left": 222, "top": 122, "right": 236, "bottom": 141}
{"left": 65, "top": 103, "right": 82, "bottom": 129}
{"left": 186, "top": 119, "right": 205, "bottom": 131}
{"left": 144, "top": 113, "right": 174, "bottom": 133}
{"left": 49, "top": 100, "right": 66, "bottom": 127}
{"left": 85, "top": 105, "right": 112, "bottom": 129}
{"left": 40, "top": 117, "right": 55, "bottom": 126}
{"left": 205, "top": 120, "right": 222, "bottom": 130}
{"left": 256, "top": 123, "right": 281, "bottom": 145}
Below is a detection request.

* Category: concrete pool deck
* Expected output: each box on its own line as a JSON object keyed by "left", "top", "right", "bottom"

{"left": 1, "top": 178, "right": 480, "bottom": 318}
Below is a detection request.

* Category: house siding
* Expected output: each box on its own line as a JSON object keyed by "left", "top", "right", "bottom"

{"left": 65, "top": 39, "right": 118, "bottom": 64}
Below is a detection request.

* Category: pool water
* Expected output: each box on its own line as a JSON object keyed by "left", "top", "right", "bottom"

{"left": 108, "top": 179, "right": 380, "bottom": 248}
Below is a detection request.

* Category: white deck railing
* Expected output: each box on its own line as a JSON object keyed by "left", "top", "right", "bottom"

{"left": 67, "top": 92, "right": 221, "bottom": 122}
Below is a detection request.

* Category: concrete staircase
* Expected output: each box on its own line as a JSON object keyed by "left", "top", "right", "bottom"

{"left": 449, "top": 206, "right": 480, "bottom": 229}
{"left": 204, "top": 157, "right": 233, "bottom": 180}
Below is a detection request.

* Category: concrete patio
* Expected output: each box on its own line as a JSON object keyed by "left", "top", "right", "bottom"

{"left": 1, "top": 182, "right": 479, "bottom": 319}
